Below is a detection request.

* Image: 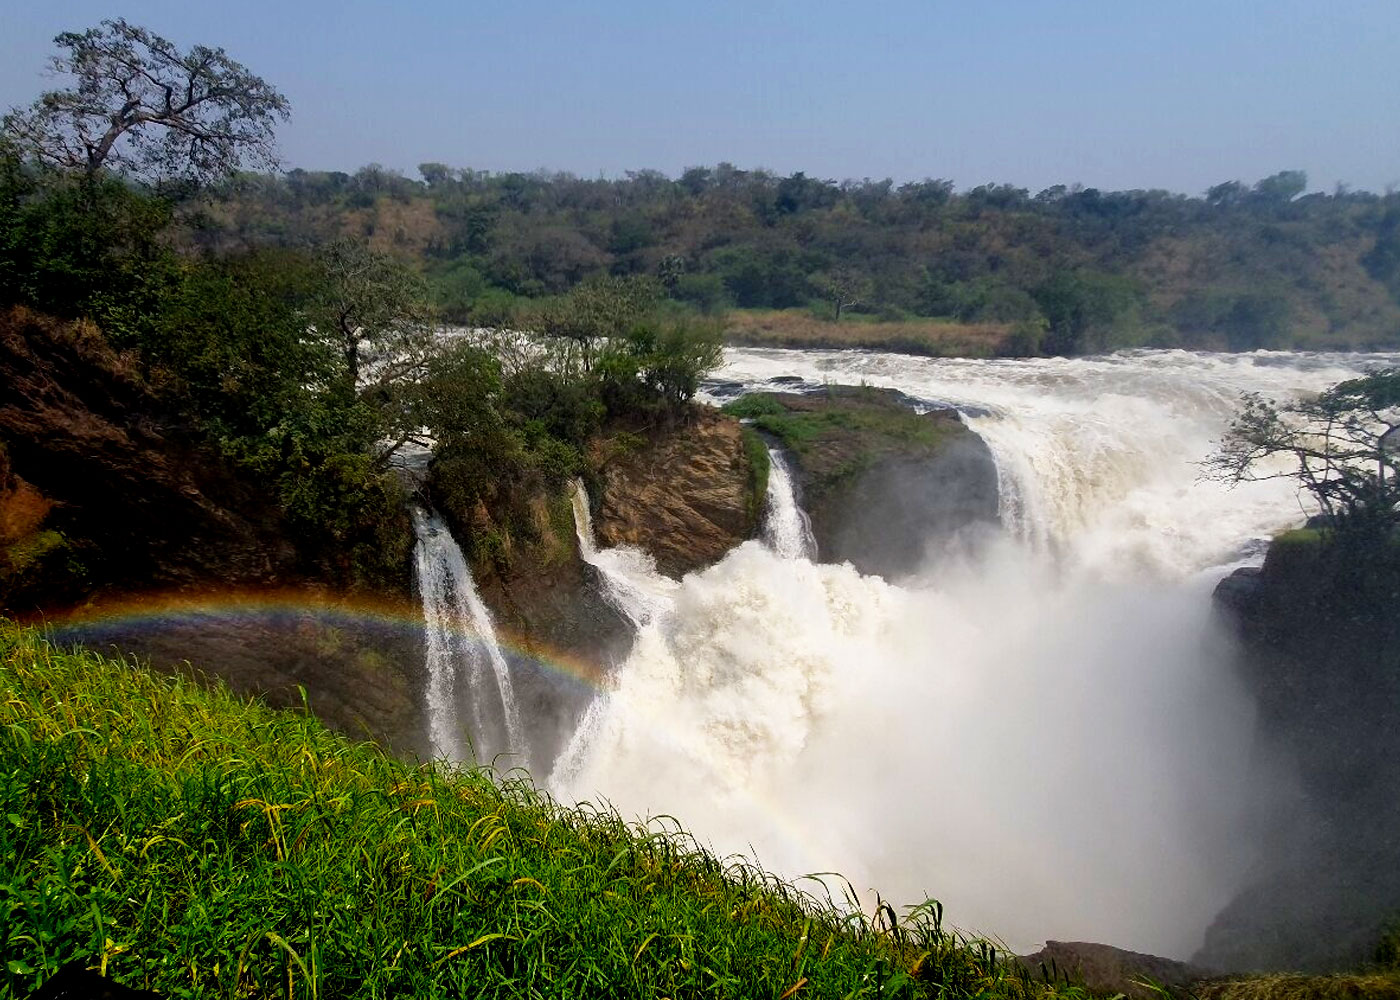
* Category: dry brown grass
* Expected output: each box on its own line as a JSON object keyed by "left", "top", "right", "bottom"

{"left": 1194, "top": 973, "right": 1400, "bottom": 1000}
{"left": 0, "top": 479, "right": 52, "bottom": 545}
{"left": 724, "top": 309, "right": 1012, "bottom": 357}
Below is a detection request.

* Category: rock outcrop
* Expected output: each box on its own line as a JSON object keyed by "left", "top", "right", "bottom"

{"left": 1198, "top": 529, "right": 1400, "bottom": 972}
{"left": 1020, "top": 941, "right": 1216, "bottom": 998}
{"left": 734, "top": 386, "right": 1000, "bottom": 579}
{"left": 590, "top": 407, "right": 759, "bottom": 579}
{"left": 0, "top": 307, "right": 298, "bottom": 611}
{"left": 426, "top": 407, "right": 760, "bottom": 762}
{"left": 1, "top": 308, "right": 423, "bottom": 755}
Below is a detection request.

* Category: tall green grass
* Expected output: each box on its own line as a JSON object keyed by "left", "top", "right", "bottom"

{"left": 0, "top": 623, "right": 1082, "bottom": 999}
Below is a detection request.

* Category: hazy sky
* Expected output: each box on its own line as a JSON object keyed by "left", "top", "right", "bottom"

{"left": 3, "top": 1, "right": 1397, "bottom": 196}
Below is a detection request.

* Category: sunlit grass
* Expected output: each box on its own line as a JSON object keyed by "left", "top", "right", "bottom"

{"left": 0, "top": 622, "right": 1086, "bottom": 999}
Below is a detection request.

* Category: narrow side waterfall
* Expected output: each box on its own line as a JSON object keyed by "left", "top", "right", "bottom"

{"left": 568, "top": 480, "right": 678, "bottom": 629}
{"left": 762, "top": 447, "right": 817, "bottom": 560}
{"left": 411, "top": 508, "right": 527, "bottom": 770}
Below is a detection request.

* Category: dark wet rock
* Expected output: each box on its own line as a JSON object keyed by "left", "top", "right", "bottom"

{"left": 1019, "top": 941, "right": 1217, "bottom": 998}
{"left": 1198, "top": 529, "right": 1400, "bottom": 972}
{"left": 732, "top": 385, "right": 1000, "bottom": 579}
{"left": 52, "top": 603, "right": 430, "bottom": 759}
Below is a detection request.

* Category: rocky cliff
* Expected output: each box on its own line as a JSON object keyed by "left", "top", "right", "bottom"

{"left": 425, "top": 408, "right": 761, "bottom": 762}
{"left": 590, "top": 407, "right": 760, "bottom": 578}
{"left": 0, "top": 307, "right": 299, "bottom": 610}
{"left": 1198, "top": 528, "right": 1400, "bottom": 971}
{"left": 1, "top": 304, "right": 761, "bottom": 761}
{"left": 0, "top": 308, "right": 425, "bottom": 754}
{"left": 729, "top": 386, "right": 1000, "bottom": 579}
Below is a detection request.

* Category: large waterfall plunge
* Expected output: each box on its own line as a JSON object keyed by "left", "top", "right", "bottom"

{"left": 411, "top": 508, "right": 526, "bottom": 770}
{"left": 548, "top": 348, "right": 1400, "bottom": 959}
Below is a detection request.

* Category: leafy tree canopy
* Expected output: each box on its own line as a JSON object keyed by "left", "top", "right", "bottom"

{"left": 1209, "top": 369, "right": 1400, "bottom": 533}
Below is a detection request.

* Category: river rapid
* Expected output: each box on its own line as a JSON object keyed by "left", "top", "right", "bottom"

{"left": 548, "top": 347, "right": 1400, "bottom": 959}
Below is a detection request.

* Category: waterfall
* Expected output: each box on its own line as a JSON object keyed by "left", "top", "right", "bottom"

{"left": 411, "top": 508, "right": 526, "bottom": 770}
{"left": 550, "top": 347, "right": 1400, "bottom": 959}
{"left": 761, "top": 447, "right": 817, "bottom": 560}
{"left": 568, "top": 480, "right": 678, "bottom": 629}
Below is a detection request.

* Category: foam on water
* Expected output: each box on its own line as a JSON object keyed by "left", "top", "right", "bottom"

{"left": 553, "top": 348, "right": 1400, "bottom": 957}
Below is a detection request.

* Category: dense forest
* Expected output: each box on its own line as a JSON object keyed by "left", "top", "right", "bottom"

{"left": 200, "top": 163, "right": 1400, "bottom": 354}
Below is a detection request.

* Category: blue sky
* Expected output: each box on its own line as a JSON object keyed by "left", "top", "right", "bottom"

{"left": 2, "top": 1, "right": 1397, "bottom": 195}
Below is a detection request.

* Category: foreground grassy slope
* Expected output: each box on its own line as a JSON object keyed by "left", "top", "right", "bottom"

{"left": 0, "top": 623, "right": 1075, "bottom": 1000}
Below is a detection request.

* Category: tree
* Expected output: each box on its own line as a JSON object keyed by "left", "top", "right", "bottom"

{"left": 2, "top": 19, "right": 288, "bottom": 182}
{"left": 536, "top": 275, "right": 659, "bottom": 374}
{"left": 818, "top": 265, "right": 872, "bottom": 322}
{"left": 311, "top": 240, "right": 442, "bottom": 457}
{"left": 1208, "top": 369, "right": 1400, "bottom": 533}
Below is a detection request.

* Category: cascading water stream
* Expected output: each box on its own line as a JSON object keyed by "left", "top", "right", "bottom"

{"left": 551, "top": 347, "right": 1400, "bottom": 959}
{"left": 411, "top": 508, "right": 527, "bottom": 770}
{"left": 568, "top": 480, "right": 678, "bottom": 629}
{"left": 761, "top": 447, "right": 817, "bottom": 560}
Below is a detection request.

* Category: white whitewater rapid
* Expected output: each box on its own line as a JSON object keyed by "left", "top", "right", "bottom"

{"left": 549, "top": 348, "right": 1400, "bottom": 959}
{"left": 761, "top": 447, "right": 818, "bottom": 560}
{"left": 411, "top": 508, "right": 526, "bottom": 769}
{"left": 569, "top": 481, "right": 679, "bottom": 629}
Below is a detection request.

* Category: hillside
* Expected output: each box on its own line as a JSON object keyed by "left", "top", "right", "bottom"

{"left": 0, "top": 622, "right": 1073, "bottom": 999}
{"left": 200, "top": 165, "right": 1400, "bottom": 354}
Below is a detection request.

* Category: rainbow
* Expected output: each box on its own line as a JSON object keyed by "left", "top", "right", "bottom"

{"left": 20, "top": 586, "right": 607, "bottom": 696}
{"left": 19, "top": 588, "right": 867, "bottom": 904}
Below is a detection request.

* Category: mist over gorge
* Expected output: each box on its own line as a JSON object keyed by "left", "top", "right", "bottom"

{"left": 548, "top": 346, "right": 1400, "bottom": 959}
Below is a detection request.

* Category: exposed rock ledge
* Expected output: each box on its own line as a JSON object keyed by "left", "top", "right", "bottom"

{"left": 728, "top": 385, "right": 1000, "bottom": 580}
{"left": 590, "top": 406, "right": 759, "bottom": 579}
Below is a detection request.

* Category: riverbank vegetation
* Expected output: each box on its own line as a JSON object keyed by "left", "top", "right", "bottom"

{"left": 0, "top": 23, "right": 727, "bottom": 608}
{"left": 0, "top": 621, "right": 1085, "bottom": 999}
{"left": 195, "top": 164, "right": 1400, "bottom": 355}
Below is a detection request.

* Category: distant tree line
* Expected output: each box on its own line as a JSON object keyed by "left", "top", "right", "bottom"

{"left": 198, "top": 162, "right": 1400, "bottom": 354}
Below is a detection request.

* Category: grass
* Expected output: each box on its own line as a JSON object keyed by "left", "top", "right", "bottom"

{"left": 724, "top": 309, "right": 1011, "bottom": 357}
{"left": 740, "top": 426, "right": 771, "bottom": 529}
{"left": 0, "top": 622, "right": 1085, "bottom": 999}
{"left": 1194, "top": 973, "right": 1400, "bottom": 1000}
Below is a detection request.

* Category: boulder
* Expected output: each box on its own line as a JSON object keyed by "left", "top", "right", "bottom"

{"left": 591, "top": 407, "right": 758, "bottom": 578}
{"left": 732, "top": 386, "right": 1000, "bottom": 579}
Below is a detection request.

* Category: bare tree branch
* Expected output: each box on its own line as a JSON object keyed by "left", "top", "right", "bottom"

{"left": 2, "top": 18, "right": 289, "bottom": 183}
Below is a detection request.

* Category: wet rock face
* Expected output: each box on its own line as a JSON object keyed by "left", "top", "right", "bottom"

{"left": 591, "top": 407, "right": 757, "bottom": 579}
{"left": 0, "top": 308, "right": 296, "bottom": 611}
{"left": 1018, "top": 941, "right": 1217, "bottom": 998}
{"left": 739, "top": 386, "right": 1000, "bottom": 580}
{"left": 1198, "top": 532, "right": 1400, "bottom": 972}
{"left": 53, "top": 610, "right": 430, "bottom": 759}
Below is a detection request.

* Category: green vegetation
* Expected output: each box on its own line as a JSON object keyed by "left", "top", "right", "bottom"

{"left": 0, "top": 23, "right": 730, "bottom": 602}
{"left": 725, "top": 390, "right": 952, "bottom": 462}
{"left": 740, "top": 426, "right": 771, "bottom": 526}
{"left": 194, "top": 163, "right": 1400, "bottom": 355}
{"left": 1209, "top": 369, "right": 1400, "bottom": 536}
{"left": 1195, "top": 973, "right": 1400, "bottom": 1000}
{"left": 0, "top": 623, "right": 1080, "bottom": 999}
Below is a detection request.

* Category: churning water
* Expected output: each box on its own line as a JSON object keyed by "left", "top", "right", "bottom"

{"left": 549, "top": 348, "right": 1400, "bottom": 958}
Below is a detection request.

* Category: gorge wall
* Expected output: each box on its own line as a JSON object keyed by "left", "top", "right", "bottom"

{"left": 731, "top": 385, "right": 1000, "bottom": 580}
{"left": 1199, "top": 529, "right": 1400, "bottom": 971}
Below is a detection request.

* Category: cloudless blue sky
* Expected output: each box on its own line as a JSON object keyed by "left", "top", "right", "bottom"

{"left": 3, "top": 0, "right": 1397, "bottom": 195}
